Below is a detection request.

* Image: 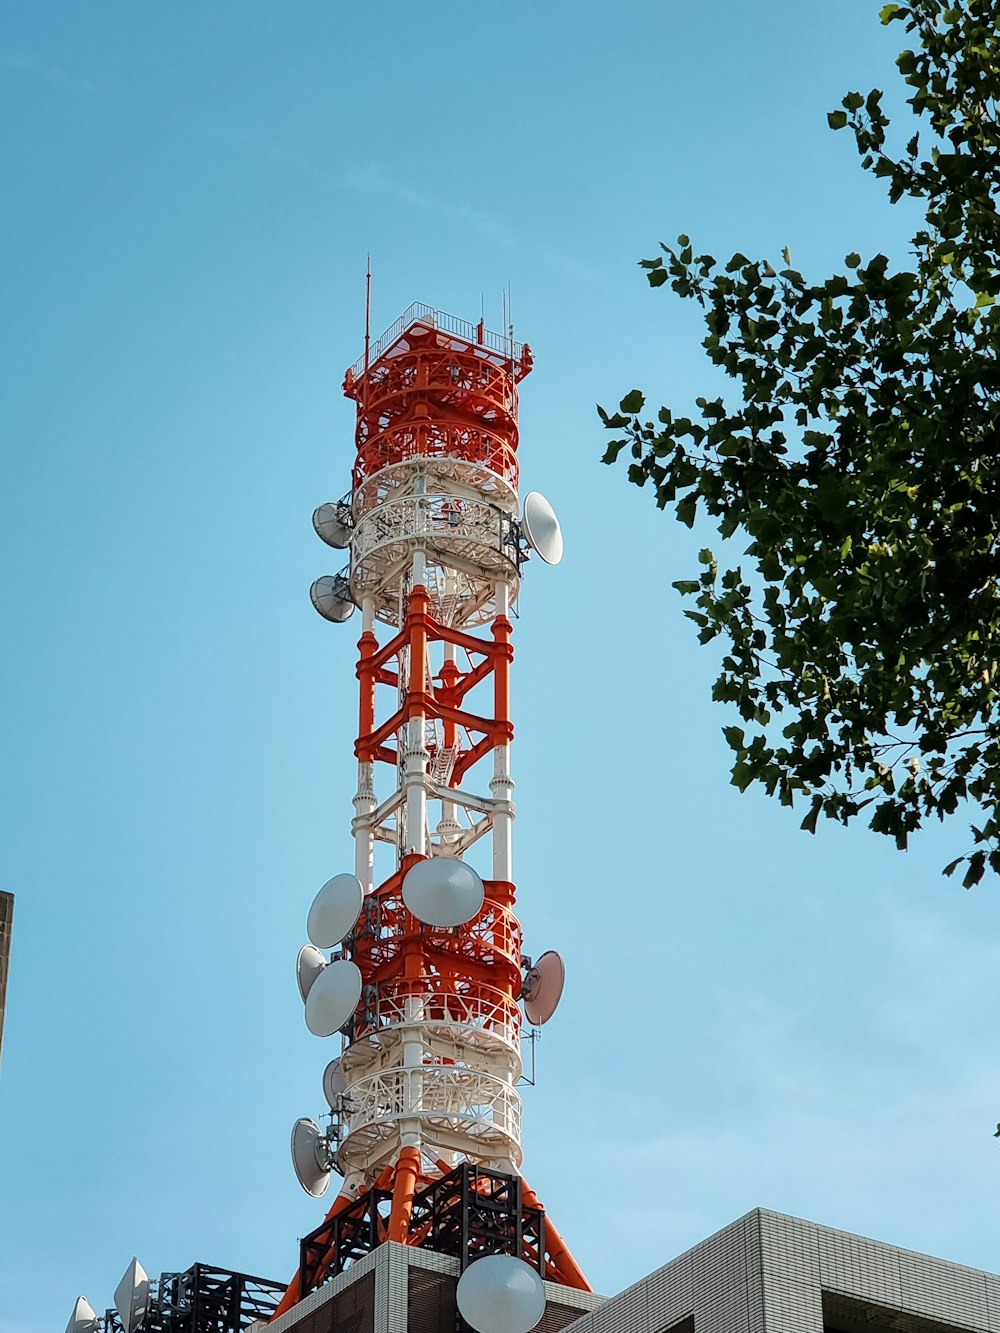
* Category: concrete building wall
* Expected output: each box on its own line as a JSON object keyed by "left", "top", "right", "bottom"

{"left": 565, "top": 1208, "right": 1000, "bottom": 1333}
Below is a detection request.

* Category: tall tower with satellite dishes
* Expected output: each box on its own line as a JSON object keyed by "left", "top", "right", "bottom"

{"left": 278, "top": 297, "right": 590, "bottom": 1329}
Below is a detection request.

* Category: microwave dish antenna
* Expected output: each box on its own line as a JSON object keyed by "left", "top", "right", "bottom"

{"left": 456, "top": 1254, "right": 546, "bottom": 1333}
{"left": 310, "top": 573, "right": 355, "bottom": 623}
{"left": 322, "top": 1057, "right": 347, "bottom": 1108}
{"left": 402, "top": 856, "right": 485, "bottom": 928}
{"left": 521, "top": 491, "right": 564, "bottom": 565}
{"left": 65, "top": 1298, "right": 100, "bottom": 1333}
{"left": 307, "top": 873, "right": 364, "bottom": 949}
{"left": 113, "top": 1258, "right": 150, "bottom": 1333}
{"left": 313, "top": 499, "right": 353, "bottom": 550}
{"left": 296, "top": 944, "right": 327, "bottom": 1003}
{"left": 304, "top": 958, "right": 363, "bottom": 1037}
{"left": 521, "top": 949, "right": 565, "bottom": 1026}
{"left": 291, "top": 1117, "right": 334, "bottom": 1197}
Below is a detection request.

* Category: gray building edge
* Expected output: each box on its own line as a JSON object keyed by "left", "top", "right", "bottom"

{"left": 569, "top": 1207, "right": 1000, "bottom": 1333}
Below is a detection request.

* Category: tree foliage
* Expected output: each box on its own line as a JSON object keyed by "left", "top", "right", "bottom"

{"left": 600, "top": 1, "right": 1000, "bottom": 885}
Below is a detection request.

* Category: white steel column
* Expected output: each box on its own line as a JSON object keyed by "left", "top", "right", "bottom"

{"left": 353, "top": 595, "right": 377, "bottom": 892}
{"left": 490, "top": 580, "right": 515, "bottom": 882}
{"left": 403, "top": 549, "right": 429, "bottom": 858}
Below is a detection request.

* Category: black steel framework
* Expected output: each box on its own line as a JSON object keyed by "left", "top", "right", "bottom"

{"left": 102, "top": 1264, "right": 285, "bottom": 1333}
{"left": 297, "top": 1164, "right": 547, "bottom": 1300}
{"left": 299, "top": 1182, "right": 394, "bottom": 1294}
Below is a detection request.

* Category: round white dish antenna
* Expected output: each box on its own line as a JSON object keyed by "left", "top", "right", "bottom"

{"left": 322, "top": 1057, "right": 347, "bottom": 1109}
{"left": 521, "top": 950, "right": 565, "bottom": 1026}
{"left": 114, "top": 1258, "right": 150, "bottom": 1333}
{"left": 456, "top": 1255, "right": 546, "bottom": 1333}
{"left": 305, "top": 958, "right": 363, "bottom": 1037}
{"left": 521, "top": 491, "right": 563, "bottom": 565}
{"left": 310, "top": 574, "right": 355, "bottom": 623}
{"left": 313, "top": 501, "right": 353, "bottom": 550}
{"left": 307, "top": 873, "right": 364, "bottom": 949}
{"left": 291, "top": 1117, "right": 333, "bottom": 1198}
{"left": 402, "top": 856, "right": 485, "bottom": 928}
{"left": 65, "top": 1297, "right": 100, "bottom": 1333}
{"left": 296, "top": 944, "right": 327, "bottom": 1003}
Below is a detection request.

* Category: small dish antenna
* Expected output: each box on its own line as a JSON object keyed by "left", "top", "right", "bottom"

{"left": 291, "top": 1117, "right": 334, "bottom": 1197}
{"left": 65, "top": 1298, "right": 100, "bottom": 1333}
{"left": 304, "top": 958, "right": 363, "bottom": 1037}
{"left": 402, "top": 856, "right": 485, "bottom": 928}
{"left": 307, "top": 873, "right": 364, "bottom": 949}
{"left": 521, "top": 950, "right": 565, "bottom": 1026}
{"left": 521, "top": 491, "right": 564, "bottom": 565}
{"left": 296, "top": 944, "right": 327, "bottom": 1003}
{"left": 322, "top": 1057, "right": 347, "bottom": 1109}
{"left": 456, "top": 1254, "right": 546, "bottom": 1333}
{"left": 113, "top": 1258, "right": 150, "bottom": 1333}
{"left": 310, "top": 573, "right": 355, "bottom": 623}
{"left": 313, "top": 500, "right": 353, "bottom": 550}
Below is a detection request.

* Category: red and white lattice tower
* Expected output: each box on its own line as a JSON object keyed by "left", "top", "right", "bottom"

{"left": 274, "top": 303, "right": 588, "bottom": 1319}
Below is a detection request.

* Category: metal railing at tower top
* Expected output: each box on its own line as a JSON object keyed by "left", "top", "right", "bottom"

{"left": 349, "top": 303, "right": 524, "bottom": 379}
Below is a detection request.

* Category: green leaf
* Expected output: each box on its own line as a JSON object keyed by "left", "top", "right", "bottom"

{"left": 879, "top": 3, "right": 901, "bottom": 20}
{"left": 800, "top": 800, "right": 822, "bottom": 835}
{"left": 828, "top": 110, "right": 849, "bottom": 130}
{"left": 962, "top": 851, "right": 986, "bottom": 889}
{"left": 619, "top": 389, "right": 645, "bottom": 414}
{"left": 672, "top": 579, "right": 700, "bottom": 595}
{"left": 845, "top": 251, "right": 861, "bottom": 269}
{"left": 722, "top": 725, "right": 745, "bottom": 751}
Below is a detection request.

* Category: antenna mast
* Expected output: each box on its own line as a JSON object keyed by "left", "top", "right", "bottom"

{"left": 282, "top": 301, "right": 584, "bottom": 1319}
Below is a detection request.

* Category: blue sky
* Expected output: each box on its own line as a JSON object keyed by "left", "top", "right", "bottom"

{"left": 2, "top": 4, "right": 998, "bottom": 1330}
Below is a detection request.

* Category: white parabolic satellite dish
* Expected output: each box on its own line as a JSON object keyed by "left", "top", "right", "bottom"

{"left": 521, "top": 491, "right": 564, "bottom": 565}
{"left": 322, "top": 1057, "right": 347, "bottom": 1109}
{"left": 522, "top": 950, "right": 565, "bottom": 1026}
{"left": 307, "top": 873, "right": 364, "bottom": 949}
{"left": 113, "top": 1258, "right": 150, "bottom": 1333}
{"left": 304, "top": 958, "right": 363, "bottom": 1037}
{"left": 291, "top": 1117, "right": 332, "bottom": 1198}
{"left": 65, "top": 1297, "right": 100, "bottom": 1333}
{"left": 310, "top": 574, "right": 355, "bottom": 623}
{"left": 296, "top": 944, "right": 328, "bottom": 1003}
{"left": 312, "top": 502, "right": 352, "bottom": 550}
{"left": 456, "top": 1255, "right": 546, "bottom": 1333}
{"left": 402, "top": 856, "right": 485, "bottom": 928}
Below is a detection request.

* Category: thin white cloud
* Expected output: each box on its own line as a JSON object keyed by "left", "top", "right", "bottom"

{"left": 211, "top": 126, "right": 606, "bottom": 286}
{"left": 339, "top": 162, "right": 514, "bottom": 246}
{"left": 208, "top": 126, "right": 335, "bottom": 188}
{"left": 2, "top": 52, "right": 103, "bottom": 97}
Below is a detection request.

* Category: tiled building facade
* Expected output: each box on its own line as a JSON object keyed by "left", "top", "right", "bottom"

{"left": 568, "top": 1208, "right": 1000, "bottom": 1333}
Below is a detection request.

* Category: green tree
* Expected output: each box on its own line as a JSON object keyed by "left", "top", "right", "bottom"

{"left": 601, "top": 1, "right": 1000, "bottom": 886}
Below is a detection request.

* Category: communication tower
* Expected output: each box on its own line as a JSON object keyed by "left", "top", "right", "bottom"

{"left": 280, "top": 300, "right": 589, "bottom": 1326}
